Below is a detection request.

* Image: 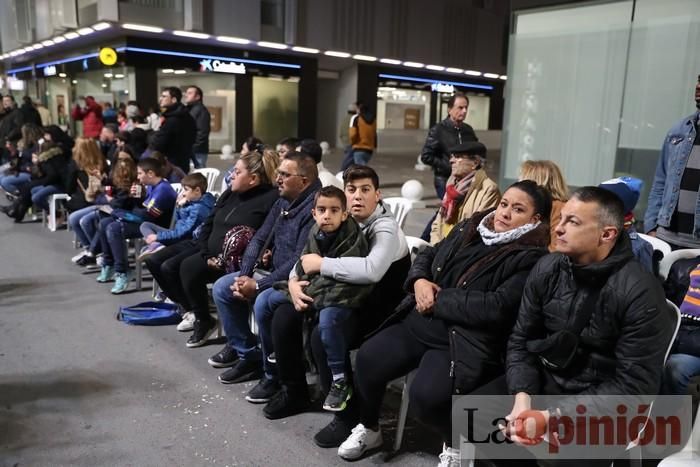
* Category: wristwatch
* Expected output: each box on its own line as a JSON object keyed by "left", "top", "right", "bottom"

{"left": 255, "top": 281, "right": 260, "bottom": 292}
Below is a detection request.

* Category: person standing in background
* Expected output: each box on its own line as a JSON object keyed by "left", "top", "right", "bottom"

{"left": 185, "top": 86, "right": 211, "bottom": 169}
{"left": 340, "top": 103, "right": 357, "bottom": 171}
{"left": 349, "top": 103, "right": 376, "bottom": 166}
{"left": 71, "top": 96, "right": 104, "bottom": 139}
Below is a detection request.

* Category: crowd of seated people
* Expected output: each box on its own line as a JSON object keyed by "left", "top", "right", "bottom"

{"left": 2, "top": 117, "right": 699, "bottom": 466}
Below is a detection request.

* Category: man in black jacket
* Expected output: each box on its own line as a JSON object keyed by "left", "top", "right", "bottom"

{"left": 472, "top": 187, "right": 673, "bottom": 466}
{"left": 150, "top": 86, "right": 197, "bottom": 174}
{"left": 0, "top": 95, "right": 25, "bottom": 147}
{"left": 421, "top": 92, "right": 477, "bottom": 199}
{"left": 184, "top": 85, "right": 211, "bottom": 169}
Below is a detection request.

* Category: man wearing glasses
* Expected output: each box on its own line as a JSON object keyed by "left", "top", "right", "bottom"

{"left": 209, "top": 152, "right": 322, "bottom": 384}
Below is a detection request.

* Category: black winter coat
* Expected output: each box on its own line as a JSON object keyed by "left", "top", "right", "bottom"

{"left": 188, "top": 101, "right": 211, "bottom": 154}
{"left": 388, "top": 209, "right": 549, "bottom": 394}
{"left": 150, "top": 103, "right": 197, "bottom": 174}
{"left": 506, "top": 233, "right": 673, "bottom": 413}
{"left": 0, "top": 107, "right": 24, "bottom": 144}
{"left": 420, "top": 117, "right": 478, "bottom": 178}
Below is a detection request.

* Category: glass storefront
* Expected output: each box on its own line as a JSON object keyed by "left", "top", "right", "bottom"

{"left": 503, "top": 0, "right": 700, "bottom": 216}
{"left": 252, "top": 75, "right": 298, "bottom": 145}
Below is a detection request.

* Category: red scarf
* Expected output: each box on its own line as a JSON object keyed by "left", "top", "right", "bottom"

{"left": 440, "top": 172, "right": 475, "bottom": 224}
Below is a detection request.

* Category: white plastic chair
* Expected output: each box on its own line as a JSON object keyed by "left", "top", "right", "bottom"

{"left": 170, "top": 183, "right": 183, "bottom": 196}
{"left": 405, "top": 236, "right": 430, "bottom": 261}
{"left": 383, "top": 197, "right": 414, "bottom": 229}
{"left": 638, "top": 233, "right": 672, "bottom": 260}
{"left": 45, "top": 193, "right": 71, "bottom": 232}
{"left": 659, "top": 249, "right": 700, "bottom": 281}
{"left": 658, "top": 404, "right": 700, "bottom": 466}
{"left": 192, "top": 168, "right": 221, "bottom": 193}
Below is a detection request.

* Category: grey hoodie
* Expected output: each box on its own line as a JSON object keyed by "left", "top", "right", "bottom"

{"left": 315, "top": 201, "right": 408, "bottom": 285}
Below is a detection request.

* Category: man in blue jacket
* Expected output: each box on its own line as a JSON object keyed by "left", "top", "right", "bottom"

{"left": 645, "top": 74, "right": 700, "bottom": 249}
{"left": 195, "top": 154, "right": 321, "bottom": 383}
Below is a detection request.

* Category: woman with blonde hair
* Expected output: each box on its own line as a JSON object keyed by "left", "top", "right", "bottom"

{"left": 143, "top": 149, "right": 281, "bottom": 345}
{"left": 518, "top": 159, "right": 569, "bottom": 251}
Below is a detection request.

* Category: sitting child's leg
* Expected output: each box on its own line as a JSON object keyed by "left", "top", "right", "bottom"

{"left": 138, "top": 221, "right": 169, "bottom": 258}
{"left": 318, "top": 306, "right": 355, "bottom": 411}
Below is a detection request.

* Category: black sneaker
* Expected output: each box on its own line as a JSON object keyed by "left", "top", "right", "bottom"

{"left": 323, "top": 379, "right": 353, "bottom": 411}
{"left": 314, "top": 415, "right": 354, "bottom": 448}
{"left": 263, "top": 386, "right": 311, "bottom": 420}
{"left": 75, "top": 254, "right": 97, "bottom": 266}
{"left": 207, "top": 345, "right": 238, "bottom": 368}
{"left": 186, "top": 318, "right": 218, "bottom": 348}
{"left": 218, "top": 358, "right": 262, "bottom": 384}
{"left": 245, "top": 377, "right": 281, "bottom": 403}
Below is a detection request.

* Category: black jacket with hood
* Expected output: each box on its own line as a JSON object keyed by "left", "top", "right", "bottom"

{"left": 150, "top": 102, "right": 197, "bottom": 174}
{"left": 421, "top": 117, "right": 478, "bottom": 178}
{"left": 187, "top": 100, "right": 211, "bottom": 154}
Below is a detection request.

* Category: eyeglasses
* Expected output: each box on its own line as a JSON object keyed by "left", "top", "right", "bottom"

{"left": 276, "top": 170, "right": 304, "bottom": 179}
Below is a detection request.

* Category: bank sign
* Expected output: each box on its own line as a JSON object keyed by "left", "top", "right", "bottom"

{"left": 199, "top": 59, "right": 246, "bottom": 75}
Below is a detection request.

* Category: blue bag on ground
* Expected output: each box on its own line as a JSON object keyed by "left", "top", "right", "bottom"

{"left": 117, "top": 301, "right": 181, "bottom": 325}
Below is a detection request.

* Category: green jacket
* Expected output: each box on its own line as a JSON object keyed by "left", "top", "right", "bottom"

{"left": 278, "top": 217, "right": 374, "bottom": 311}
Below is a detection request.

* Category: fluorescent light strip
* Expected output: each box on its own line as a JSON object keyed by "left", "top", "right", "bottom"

{"left": 464, "top": 70, "right": 482, "bottom": 76}
{"left": 64, "top": 32, "right": 80, "bottom": 39}
{"left": 324, "top": 51, "right": 350, "bottom": 58}
{"left": 500, "top": 75, "right": 507, "bottom": 80}
{"left": 217, "top": 36, "right": 250, "bottom": 45}
{"left": 402, "top": 61, "right": 424, "bottom": 68}
{"left": 93, "top": 22, "right": 111, "bottom": 31}
{"left": 42, "top": 40, "right": 55, "bottom": 47}
{"left": 52, "top": 36, "right": 66, "bottom": 43}
{"left": 7, "top": 65, "right": 33, "bottom": 74}
{"left": 483, "top": 73, "right": 500, "bottom": 79}
{"left": 173, "top": 70, "right": 187, "bottom": 74}
{"left": 125, "top": 46, "right": 300, "bottom": 69}
{"left": 292, "top": 46, "right": 319, "bottom": 54}
{"left": 353, "top": 54, "right": 377, "bottom": 61}
{"left": 257, "top": 41, "right": 288, "bottom": 49}
{"left": 32, "top": 47, "right": 126, "bottom": 70}
{"left": 32, "top": 44, "right": 44, "bottom": 50}
{"left": 77, "top": 27, "right": 94, "bottom": 35}
{"left": 426, "top": 65, "right": 445, "bottom": 71}
{"left": 58, "top": 73, "right": 67, "bottom": 77}
{"left": 115, "top": 74, "right": 124, "bottom": 78}
{"left": 378, "top": 73, "right": 494, "bottom": 91}
{"left": 162, "top": 69, "right": 174, "bottom": 73}
{"left": 446, "top": 67, "right": 463, "bottom": 73}
{"left": 173, "top": 30, "right": 210, "bottom": 39}
{"left": 122, "top": 23, "right": 164, "bottom": 33}
{"left": 380, "top": 58, "right": 401, "bottom": 65}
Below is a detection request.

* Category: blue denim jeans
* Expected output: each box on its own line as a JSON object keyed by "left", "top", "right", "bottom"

{"left": 69, "top": 205, "right": 100, "bottom": 247}
{"left": 318, "top": 306, "right": 354, "bottom": 376}
{"left": 340, "top": 145, "right": 355, "bottom": 171}
{"left": 212, "top": 272, "right": 261, "bottom": 361}
{"left": 191, "top": 152, "right": 208, "bottom": 169}
{"left": 253, "top": 288, "right": 291, "bottom": 380}
{"left": 352, "top": 149, "right": 373, "bottom": 166}
{"left": 139, "top": 221, "right": 168, "bottom": 238}
{"left": 663, "top": 353, "right": 700, "bottom": 395}
{"left": 82, "top": 210, "right": 107, "bottom": 254}
{"left": 0, "top": 172, "right": 31, "bottom": 194}
{"left": 30, "top": 184, "right": 62, "bottom": 211}
{"left": 98, "top": 217, "right": 142, "bottom": 273}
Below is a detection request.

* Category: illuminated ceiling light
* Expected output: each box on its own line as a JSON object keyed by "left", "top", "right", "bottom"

{"left": 353, "top": 54, "right": 377, "bottom": 61}
{"left": 101, "top": 83, "right": 107, "bottom": 88}
{"left": 161, "top": 68, "right": 174, "bottom": 73}
{"left": 58, "top": 72, "right": 67, "bottom": 78}
{"left": 42, "top": 40, "right": 55, "bottom": 47}
{"left": 93, "top": 22, "right": 111, "bottom": 31}
{"left": 124, "top": 90, "right": 129, "bottom": 94}
{"left": 31, "top": 44, "right": 44, "bottom": 50}
{"left": 379, "top": 58, "right": 401, "bottom": 65}
{"left": 426, "top": 65, "right": 445, "bottom": 71}
{"left": 446, "top": 67, "right": 463, "bottom": 73}
{"left": 483, "top": 73, "right": 500, "bottom": 79}
{"left": 499, "top": 75, "right": 507, "bottom": 80}
{"left": 64, "top": 32, "right": 80, "bottom": 40}
{"left": 114, "top": 73, "right": 124, "bottom": 78}
{"left": 122, "top": 24, "right": 164, "bottom": 33}
{"left": 52, "top": 36, "right": 66, "bottom": 43}
{"left": 104, "top": 73, "right": 113, "bottom": 78}
{"left": 324, "top": 50, "right": 350, "bottom": 58}
{"left": 464, "top": 70, "right": 482, "bottom": 76}
{"left": 173, "top": 30, "right": 210, "bottom": 39}
{"left": 71, "top": 79, "right": 78, "bottom": 84}
{"left": 22, "top": 47, "right": 33, "bottom": 53}
{"left": 173, "top": 69, "right": 187, "bottom": 74}
{"left": 291, "top": 46, "right": 319, "bottom": 54}
{"left": 217, "top": 36, "right": 250, "bottom": 45}
{"left": 9, "top": 51, "right": 19, "bottom": 57}
{"left": 402, "top": 61, "right": 424, "bottom": 68}
{"left": 77, "top": 27, "right": 94, "bottom": 35}
{"left": 257, "top": 41, "right": 288, "bottom": 50}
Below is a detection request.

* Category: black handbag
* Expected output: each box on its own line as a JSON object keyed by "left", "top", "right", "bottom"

{"left": 526, "top": 290, "right": 599, "bottom": 371}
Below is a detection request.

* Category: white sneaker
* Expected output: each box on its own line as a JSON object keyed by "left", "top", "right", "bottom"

{"left": 96, "top": 254, "right": 106, "bottom": 267}
{"left": 438, "top": 443, "right": 461, "bottom": 467}
{"left": 177, "top": 312, "right": 195, "bottom": 332}
{"left": 71, "top": 250, "right": 90, "bottom": 263}
{"left": 337, "top": 423, "right": 382, "bottom": 460}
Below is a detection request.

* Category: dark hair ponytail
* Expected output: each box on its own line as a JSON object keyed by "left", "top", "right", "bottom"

{"left": 506, "top": 179, "right": 552, "bottom": 224}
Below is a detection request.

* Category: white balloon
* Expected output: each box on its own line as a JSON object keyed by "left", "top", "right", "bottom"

{"left": 401, "top": 179, "right": 424, "bottom": 201}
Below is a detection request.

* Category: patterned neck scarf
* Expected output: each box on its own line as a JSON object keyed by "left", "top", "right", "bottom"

{"left": 440, "top": 171, "right": 476, "bottom": 223}
{"left": 477, "top": 211, "right": 541, "bottom": 246}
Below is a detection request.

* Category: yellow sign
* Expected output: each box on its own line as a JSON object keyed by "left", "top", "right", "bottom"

{"left": 99, "top": 47, "right": 117, "bottom": 66}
